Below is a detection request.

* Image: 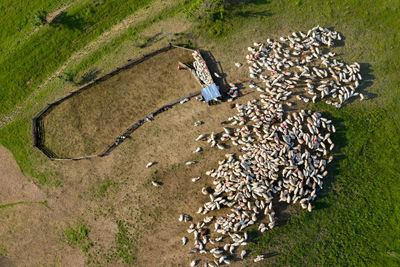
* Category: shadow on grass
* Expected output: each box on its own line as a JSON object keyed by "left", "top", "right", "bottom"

{"left": 201, "top": 49, "right": 254, "bottom": 101}
{"left": 50, "top": 11, "right": 85, "bottom": 31}
{"left": 79, "top": 68, "right": 102, "bottom": 85}
{"left": 316, "top": 112, "right": 348, "bottom": 202}
{"left": 346, "top": 63, "right": 377, "bottom": 105}
{"left": 232, "top": 9, "right": 273, "bottom": 19}
{"left": 136, "top": 32, "right": 164, "bottom": 49}
{"left": 201, "top": 47, "right": 263, "bottom": 103}
{"left": 229, "top": 0, "right": 273, "bottom": 19}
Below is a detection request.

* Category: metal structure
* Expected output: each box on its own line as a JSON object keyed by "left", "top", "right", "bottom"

{"left": 201, "top": 83, "right": 221, "bottom": 102}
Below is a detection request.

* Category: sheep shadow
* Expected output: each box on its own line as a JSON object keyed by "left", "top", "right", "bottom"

{"left": 344, "top": 62, "right": 376, "bottom": 105}
{"left": 315, "top": 112, "right": 348, "bottom": 202}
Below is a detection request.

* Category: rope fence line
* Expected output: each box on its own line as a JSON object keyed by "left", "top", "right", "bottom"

{"left": 32, "top": 44, "right": 213, "bottom": 161}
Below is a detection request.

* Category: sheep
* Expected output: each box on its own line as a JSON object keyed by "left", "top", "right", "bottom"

{"left": 146, "top": 162, "right": 156, "bottom": 168}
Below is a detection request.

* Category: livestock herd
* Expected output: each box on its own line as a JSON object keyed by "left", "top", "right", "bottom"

{"left": 149, "top": 26, "right": 363, "bottom": 266}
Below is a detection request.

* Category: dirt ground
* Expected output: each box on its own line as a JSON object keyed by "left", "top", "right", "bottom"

{"left": 0, "top": 145, "right": 85, "bottom": 266}
{"left": 42, "top": 47, "right": 202, "bottom": 158}
{"left": 0, "top": 44, "right": 302, "bottom": 266}
{"left": 0, "top": 146, "right": 44, "bottom": 205}
{"left": 0, "top": 11, "right": 314, "bottom": 267}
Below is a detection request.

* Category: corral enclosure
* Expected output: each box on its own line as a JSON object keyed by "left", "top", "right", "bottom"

{"left": 41, "top": 47, "right": 201, "bottom": 158}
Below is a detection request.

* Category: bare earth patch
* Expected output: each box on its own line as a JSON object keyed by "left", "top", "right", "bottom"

{"left": 42, "top": 47, "right": 201, "bottom": 158}
{"left": 0, "top": 145, "right": 44, "bottom": 205}
{"left": 0, "top": 145, "right": 85, "bottom": 266}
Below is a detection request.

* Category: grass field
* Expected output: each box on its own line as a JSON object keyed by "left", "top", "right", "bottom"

{"left": 0, "top": 0, "right": 156, "bottom": 115}
{"left": 0, "top": 0, "right": 399, "bottom": 266}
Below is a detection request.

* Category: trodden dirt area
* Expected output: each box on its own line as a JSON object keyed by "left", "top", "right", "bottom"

{"left": 0, "top": 39, "right": 304, "bottom": 266}
{"left": 0, "top": 90, "right": 300, "bottom": 267}
{"left": 41, "top": 47, "right": 202, "bottom": 159}
{"left": 0, "top": 145, "right": 85, "bottom": 266}
{"left": 0, "top": 145, "right": 44, "bottom": 205}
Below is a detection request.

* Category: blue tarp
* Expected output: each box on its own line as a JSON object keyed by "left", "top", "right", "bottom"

{"left": 201, "top": 83, "right": 221, "bottom": 102}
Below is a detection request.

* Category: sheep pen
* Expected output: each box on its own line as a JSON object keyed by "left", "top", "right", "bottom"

{"left": 36, "top": 46, "right": 204, "bottom": 159}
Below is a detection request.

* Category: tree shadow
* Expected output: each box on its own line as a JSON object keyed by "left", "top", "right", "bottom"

{"left": 168, "top": 33, "right": 196, "bottom": 49}
{"left": 50, "top": 11, "right": 85, "bottom": 30}
{"left": 136, "top": 32, "right": 164, "bottom": 48}
{"left": 232, "top": 9, "right": 273, "bottom": 18}
{"left": 227, "top": 0, "right": 273, "bottom": 17}
{"left": 227, "top": 0, "right": 272, "bottom": 7}
{"left": 79, "top": 68, "right": 102, "bottom": 85}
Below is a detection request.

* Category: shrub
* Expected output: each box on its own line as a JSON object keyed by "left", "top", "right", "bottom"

{"left": 32, "top": 10, "right": 48, "bottom": 27}
{"left": 58, "top": 70, "right": 76, "bottom": 83}
{"left": 185, "top": 0, "right": 230, "bottom": 38}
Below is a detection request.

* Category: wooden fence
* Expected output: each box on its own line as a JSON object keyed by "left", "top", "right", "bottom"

{"left": 32, "top": 44, "right": 212, "bottom": 161}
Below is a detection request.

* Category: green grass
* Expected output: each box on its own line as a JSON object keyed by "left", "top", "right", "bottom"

{"left": 183, "top": 0, "right": 400, "bottom": 265}
{"left": 89, "top": 220, "right": 137, "bottom": 265}
{"left": 198, "top": 0, "right": 400, "bottom": 266}
{"left": 68, "top": 0, "right": 191, "bottom": 77}
{"left": 248, "top": 106, "right": 400, "bottom": 266}
{"left": 0, "top": 0, "right": 191, "bottom": 186}
{"left": 0, "top": 117, "right": 62, "bottom": 186}
{"left": 113, "top": 220, "right": 136, "bottom": 264}
{"left": 64, "top": 223, "right": 93, "bottom": 253}
{"left": 0, "top": 0, "right": 156, "bottom": 115}
{"left": 0, "top": 0, "right": 73, "bottom": 55}
{"left": 95, "top": 178, "right": 118, "bottom": 198}
{"left": 0, "top": 246, "right": 6, "bottom": 256}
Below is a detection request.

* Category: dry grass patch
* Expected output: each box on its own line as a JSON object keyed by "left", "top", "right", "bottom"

{"left": 42, "top": 47, "right": 201, "bottom": 158}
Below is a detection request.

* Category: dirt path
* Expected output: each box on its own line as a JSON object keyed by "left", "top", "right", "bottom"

{"left": 0, "top": 145, "right": 45, "bottom": 205}
{"left": 18, "top": 2, "right": 75, "bottom": 50}
{"left": 46, "top": 2, "right": 73, "bottom": 23}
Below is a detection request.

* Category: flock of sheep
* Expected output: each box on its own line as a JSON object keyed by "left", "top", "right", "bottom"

{"left": 185, "top": 106, "right": 334, "bottom": 266}
{"left": 193, "top": 51, "right": 214, "bottom": 86}
{"left": 147, "top": 26, "right": 362, "bottom": 266}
